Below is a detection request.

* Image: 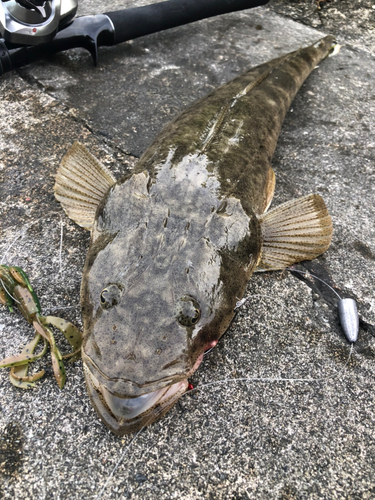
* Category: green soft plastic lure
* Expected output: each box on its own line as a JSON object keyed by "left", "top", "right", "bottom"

{"left": 0, "top": 265, "right": 82, "bottom": 389}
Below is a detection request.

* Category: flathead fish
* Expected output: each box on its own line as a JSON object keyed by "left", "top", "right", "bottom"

{"left": 54, "top": 36, "right": 337, "bottom": 434}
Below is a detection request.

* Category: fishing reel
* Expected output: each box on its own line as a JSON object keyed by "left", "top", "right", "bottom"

{"left": 0, "top": 0, "right": 77, "bottom": 46}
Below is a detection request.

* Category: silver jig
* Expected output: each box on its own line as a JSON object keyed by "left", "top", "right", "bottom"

{"left": 337, "top": 298, "right": 359, "bottom": 343}
{"left": 288, "top": 268, "right": 359, "bottom": 343}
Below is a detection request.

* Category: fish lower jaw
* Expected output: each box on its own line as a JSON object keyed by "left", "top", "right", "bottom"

{"left": 102, "top": 379, "right": 188, "bottom": 421}
{"left": 83, "top": 363, "right": 188, "bottom": 434}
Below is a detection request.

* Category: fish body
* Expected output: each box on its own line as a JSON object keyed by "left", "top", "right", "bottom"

{"left": 54, "top": 36, "right": 336, "bottom": 434}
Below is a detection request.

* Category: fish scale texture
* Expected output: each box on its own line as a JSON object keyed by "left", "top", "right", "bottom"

{"left": 0, "top": 2, "right": 374, "bottom": 500}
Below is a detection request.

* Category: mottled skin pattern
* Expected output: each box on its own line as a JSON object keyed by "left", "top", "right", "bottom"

{"left": 81, "top": 36, "right": 336, "bottom": 433}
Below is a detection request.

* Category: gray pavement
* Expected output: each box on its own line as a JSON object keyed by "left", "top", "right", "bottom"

{"left": 1, "top": 1, "right": 374, "bottom": 499}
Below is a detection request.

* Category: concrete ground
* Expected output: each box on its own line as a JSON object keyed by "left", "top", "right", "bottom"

{"left": 1, "top": 1, "right": 374, "bottom": 499}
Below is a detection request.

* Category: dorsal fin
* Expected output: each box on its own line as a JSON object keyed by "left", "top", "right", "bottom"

{"left": 54, "top": 142, "right": 116, "bottom": 230}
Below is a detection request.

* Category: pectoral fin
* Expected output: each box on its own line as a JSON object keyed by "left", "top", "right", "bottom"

{"left": 54, "top": 142, "right": 116, "bottom": 230}
{"left": 257, "top": 194, "right": 332, "bottom": 271}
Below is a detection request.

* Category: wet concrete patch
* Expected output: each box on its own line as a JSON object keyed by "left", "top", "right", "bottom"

{"left": 353, "top": 240, "right": 375, "bottom": 262}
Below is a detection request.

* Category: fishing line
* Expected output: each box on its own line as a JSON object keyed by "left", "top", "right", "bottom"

{"left": 0, "top": 210, "right": 62, "bottom": 265}
{"left": 59, "top": 215, "right": 64, "bottom": 274}
{"left": 95, "top": 427, "right": 144, "bottom": 500}
{"left": 287, "top": 267, "right": 341, "bottom": 300}
{"left": 195, "top": 342, "right": 354, "bottom": 394}
{"left": 0, "top": 278, "right": 21, "bottom": 304}
{"left": 234, "top": 293, "right": 286, "bottom": 312}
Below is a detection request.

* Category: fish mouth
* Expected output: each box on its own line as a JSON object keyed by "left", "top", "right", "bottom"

{"left": 83, "top": 363, "right": 188, "bottom": 434}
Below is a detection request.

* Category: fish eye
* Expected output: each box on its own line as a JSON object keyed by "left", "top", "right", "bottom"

{"left": 176, "top": 296, "right": 201, "bottom": 327}
{"left": 100, "top": 284, "right": 123, "bottom": 309}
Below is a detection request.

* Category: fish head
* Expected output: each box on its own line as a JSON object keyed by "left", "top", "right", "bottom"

{"left": 81, "top": 277, "right": 206, "bottom": 434}
{"left": 80, "top": 172, "right": 262, "bottom": 434}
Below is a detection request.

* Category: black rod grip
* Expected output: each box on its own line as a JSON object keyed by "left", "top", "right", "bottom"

{"left": 105, "top": 0, "right": 269, "bottom": 45}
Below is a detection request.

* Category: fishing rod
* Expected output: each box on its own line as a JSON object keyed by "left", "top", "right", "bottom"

{"left": 0, "top": 0, "right": 269, "bottom": 76}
